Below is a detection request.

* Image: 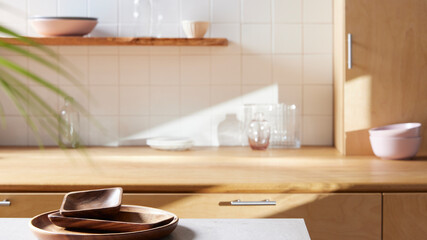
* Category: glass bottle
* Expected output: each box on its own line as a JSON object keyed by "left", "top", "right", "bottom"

{"left": 59, "top": 97, "right": 80, "bottom": 148}
{"left": 133, "top": 0, "right": 152, "bottom": 37}
{"left": 217, "top": 114, "right": 242, "bottom": 146}
{"left": 247, "top": 112, "right": 271, "bottom": 150}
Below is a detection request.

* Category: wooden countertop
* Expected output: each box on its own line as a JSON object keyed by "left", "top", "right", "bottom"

{"left": 0, "top": 147, "right": 426, "bottom": 193}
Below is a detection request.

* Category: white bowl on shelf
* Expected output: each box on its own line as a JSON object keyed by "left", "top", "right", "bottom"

{"left": 29, "top": 16, "right": 98, "bottom": 37}
{"left": 182, "top": 20, "right": 209, "bottom": 38}
{"left": 369, "top": 136, "right": 421, "bottom": 160}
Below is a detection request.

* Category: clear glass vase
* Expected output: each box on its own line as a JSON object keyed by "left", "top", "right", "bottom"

{"left": 133, "top": 0, "right": 152, "bottom": 37}
{"left": 59, "top": 97, "right": 80, "bottom": 148}
{"left": 247, "top": 112, "right": 271, "bottom": 150}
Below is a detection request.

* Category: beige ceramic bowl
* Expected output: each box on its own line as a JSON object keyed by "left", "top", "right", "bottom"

{"left": 182, "top": 20, "right": 209, "bottom": 38}
{"left": 30, "top": 16, "right": 97, "bottom": 37}
{"left": 369, "top": 136, "right": 421, "bottom": 160}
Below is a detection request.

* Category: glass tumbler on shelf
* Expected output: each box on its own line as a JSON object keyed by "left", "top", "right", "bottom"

{"left": 59, "top": 97, "right": 80, "bottom": 148}
{"left": 247, "top": 112, "right": 271, "bottom": 150}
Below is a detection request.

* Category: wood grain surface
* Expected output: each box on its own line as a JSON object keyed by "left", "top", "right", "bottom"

{"left": 48, "top": 205, "right": 174, "bottom": 233}
{"left": 123, "top": 193, "right": 382, "bottom": 240}
{"left": 0, "top": 37, "right": 228, "bottom": 46}
{"left": 60, "top": 188, "right": 122, "bottom": 218}
{"left": 383, "top": 193, "right": 427, "bottom": 240}
{"left": 0, "top": 147, "right": 426, "bottom": 193}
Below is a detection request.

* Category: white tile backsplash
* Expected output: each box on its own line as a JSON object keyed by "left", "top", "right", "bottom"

{"left": 180, "top": 86, "right": 211, "bottom": 115}
{"left": 302, "top": 115, "right": 333, "bottom": 146}
{"left": 119, "top": 56, "right": 150, "bottom": 85}
{"left": 149, "top": 86, "right": 180, "bottom": 115}
{"left": 273, "top": 55, "right": 302, "bottom": 85}
{"left": 58, "top": 0, "right": 87, "bottom": 17}
{"left": 181, "top": 56, "right": 210, "bottom": 85}
{"left": 29, "top": 86, "right": 59, "bottom": 115}
{"left": 27, "top": 117, "right": 58, "bottom": 146}
{"left": 303, "top": 0, "right": 333, "bottom": 23}
{"left": 88, "top": 0, "right": 118, "bottom": 23}
{"left": 273, "top": 0, "right": 302, "bottom": 23}
{"left": 242, "top": 55, "right": 272, "bottom": 85}
{"left": 0, "top": 0, "right": 27, "bottom": 25}
{"left": 242, "top": 24, "right": 272, "bottom": 54}
{"left": 211, "top": 55, "right": 241, "bottom": 85}
{"left": 303, "top": 85, "right": 333, "bottom": 115}
{"left": 212, "top": 0, "right": 240, "bottom": 23}
{"left": 89, "top": 116, "right": 119, "bottom": 146}
{"left": 303, "top": 24, "right": 333, "bottom": 53}
{"left": 242, "top": 0, "right": 271, "bottom": 23}
{"left": 210, "top": 85, "right": 242, "bottom": 115}
{"left": 119, "top": 116, "right": 150, "bottom": 146}
{"left": 303, "top": 54, "right": 332, "bottom": 84}
{"left": 0, "top": 0, "right": 334, "bottom": 146}
{"left": 59, "top": 55, "right": 88, "bottom": 86}
{"left": 150, "top": 56, "right": 180, "bottom": 85}
{"left": 152, "top": 0, "right": 181, "bottom": 24}
{"left": 88, "top": 56, "right": 119, "bottom": 85}
{"left": 89, "top": 86, "right": 119, "bottom": 115}
{"left": 0, "top": 116, "right": 28, "bottom": 146}
{"left": 273, "top": 24, "right": 302, "bottom": 54}
{"left": 181, "top": 0, "right": 210, "bottom": 21}
{"left": 119, "top": 86, "right": 150, "bottom": 115}
{"left": 28, "top": 0, "right": 57, "bottom": 17}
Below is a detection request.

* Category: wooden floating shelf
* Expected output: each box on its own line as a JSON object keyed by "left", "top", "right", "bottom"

{"left": 0, "top": 37, "right": 228, "bottom": 46}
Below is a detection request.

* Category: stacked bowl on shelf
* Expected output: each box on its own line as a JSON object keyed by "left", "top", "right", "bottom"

{"left": 369, "top": 123, "right": 422, "bottom": 160}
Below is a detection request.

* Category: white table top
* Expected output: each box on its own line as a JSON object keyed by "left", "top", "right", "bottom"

{"left": 0, "top": 218, "right": 310, "bottom": 240}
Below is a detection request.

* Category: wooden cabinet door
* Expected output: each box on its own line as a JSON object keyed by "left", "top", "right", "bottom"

{"left": 123, "top": 193, "right": 382, "bottom": 240}
{"left": 0, "top": 193, "right": 64, "bottom": 217}
{"left": 383, "top": 193, "right": 427, "bottom": 240}
{"left": 334, "top": 0, "right": 427, "bottom": 155}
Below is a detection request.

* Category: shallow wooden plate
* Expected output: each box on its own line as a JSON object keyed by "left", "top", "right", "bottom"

{"left": 30, "top": 205, "right": 179, "bottom": 240}
{"left": 48, "top": 206, "right": 174, "bottom": 232}
{"left": 60, "top": 187, "right": 123, "bottom": 218}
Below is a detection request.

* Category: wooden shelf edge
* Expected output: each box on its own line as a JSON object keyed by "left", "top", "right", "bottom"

{"left": 0, "top": 37, "right": 228, "bottom": 46}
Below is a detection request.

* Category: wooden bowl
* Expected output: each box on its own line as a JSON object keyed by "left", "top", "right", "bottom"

{"left": 60, "top": 187, "right": 122, "bottom": 218}
{"left": 48, "top": 206, "right": 174, "bottom": 232}
{"left": 30, "top": 205, "right": 179, "bottom": 240}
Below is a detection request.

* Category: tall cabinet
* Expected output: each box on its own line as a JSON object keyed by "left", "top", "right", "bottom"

{"left": 334, "top": 0, "right": 427, "bottom": 155}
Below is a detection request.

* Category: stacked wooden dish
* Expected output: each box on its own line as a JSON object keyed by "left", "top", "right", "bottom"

{"left": 29, "top": 187, "right": 179, "bottom": 240}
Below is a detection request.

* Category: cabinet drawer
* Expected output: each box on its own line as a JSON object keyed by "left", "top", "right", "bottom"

{"left": 0, "top": 193, "right": 64, "bottom": 217}
{"left": 0, "top": 193, "right": 381, "bottom": 240}
{"left": 123, "top": 193, "right": 381, "bottom": 240}
{"left": 383, "top": 193, "right": 427, "bottom": 240}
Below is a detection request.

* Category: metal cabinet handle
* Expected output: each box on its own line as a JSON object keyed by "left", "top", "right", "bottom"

{"left": 0, "top": 200, "right": 11, "bottom": 206}
{"left": 230, "top": 199, "right": 276, "bottom": 206}
{"left": 347, "top": 33, "right": 352, "bottom": 69}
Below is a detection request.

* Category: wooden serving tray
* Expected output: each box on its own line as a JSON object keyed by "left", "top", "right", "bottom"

{"left": 48, "top": 206, "right": 174, "bottom": 232}
{"left": 30, "top": 205, "right": 179, "bottom": 240}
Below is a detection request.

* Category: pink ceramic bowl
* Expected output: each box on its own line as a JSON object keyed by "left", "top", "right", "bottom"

{"left": 369, "top": 122, "right": 421, "bottom": 138}
{"left": 369, "top": 136, "right": 421, "bottom": 160}
{"left": 30, "top": 16, "right": 97, "bottom": 37}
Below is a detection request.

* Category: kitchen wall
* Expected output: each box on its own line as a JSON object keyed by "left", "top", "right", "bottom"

{"left": 0, "top": 0, "right": 333, "bottom": 147}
